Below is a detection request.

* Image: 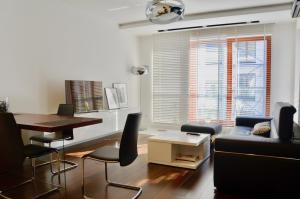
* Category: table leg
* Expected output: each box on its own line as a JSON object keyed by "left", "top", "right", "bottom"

{"left": 62, "top": 139, "right": 67, "bottom": 198}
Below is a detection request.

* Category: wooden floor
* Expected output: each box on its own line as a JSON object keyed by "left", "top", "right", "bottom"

{"left": 0, "top": 133, "right": 272, "bottom": 199}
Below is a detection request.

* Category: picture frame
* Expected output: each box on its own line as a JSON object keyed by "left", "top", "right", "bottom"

{"left": 65, "top": 80, "right": 103, "bottom": 113}
{"left": 105, "top": 88, "right": 120, "bottom": 110}
{"left": 113, "top": 83, "right": 128, "bottom": 108}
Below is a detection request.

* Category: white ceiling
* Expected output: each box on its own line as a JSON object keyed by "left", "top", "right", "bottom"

{"left": 65, "top": 0, "right": 293, "bottom": 24}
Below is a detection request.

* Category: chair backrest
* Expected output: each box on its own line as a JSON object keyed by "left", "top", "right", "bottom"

{"left": 119, "top": 113, "right": 142, "bottom": 167}
{"left": 0, "top": 113, "right": 25, "bottom": 174}
{"left": 57, "top": 104, "right": 74, "bottom": 116}
{"left": 57, "top": 104, "right": 75, "bottom": 140}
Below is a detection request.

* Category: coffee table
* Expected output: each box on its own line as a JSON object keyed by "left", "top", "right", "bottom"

{"left": 148, "top": 132, "right": 210, "bottom": 169}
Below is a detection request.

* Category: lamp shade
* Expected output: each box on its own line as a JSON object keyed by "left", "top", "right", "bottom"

{"left": 131, "top": 66, "right": 149, "bottom": 75}
{"left": 146, "top": 0, "right": 185, "bottom": 24}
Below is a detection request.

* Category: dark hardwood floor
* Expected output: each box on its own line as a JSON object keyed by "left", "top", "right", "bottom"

{"left": 0, "top": 133, "right": 280, "bottom": 199}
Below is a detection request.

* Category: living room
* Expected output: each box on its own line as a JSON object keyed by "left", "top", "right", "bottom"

{"left": 0, "top": 0, "right": 300, "bottom": 199}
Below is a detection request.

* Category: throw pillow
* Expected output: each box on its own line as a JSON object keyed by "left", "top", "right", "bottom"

{"left": 251, "top": 121, "right": 271, "bottom": 137}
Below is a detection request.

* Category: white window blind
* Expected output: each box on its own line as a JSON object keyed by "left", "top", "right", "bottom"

{"left": 152, "top": 32, "right": 189, "bottom": 124}
{"left": 189, "top": 34, "right": 228, "bottom": 124}
{"left": 152, "top": 25, "right": 271, "bottom": 126}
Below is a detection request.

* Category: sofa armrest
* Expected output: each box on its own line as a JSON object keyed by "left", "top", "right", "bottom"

{"left": 214, "top": 135, "right": 300, "bottom": 159}
{"left": 235, "top": 116, "right": 272, "bottom": 127}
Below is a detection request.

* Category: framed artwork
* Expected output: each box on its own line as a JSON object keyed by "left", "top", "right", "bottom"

{"left": 105, "top": 88, "right": 120, "bottom": 109}
{"left": 113, "top": 83, "right": 128, "bottom": 108}
{"left": 65, "top": 80, "right": 103, "bottom": 113}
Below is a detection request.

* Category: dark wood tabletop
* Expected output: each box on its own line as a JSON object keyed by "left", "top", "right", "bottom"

{"left": 14, "top": 113, "right": 102, "bottom": 132}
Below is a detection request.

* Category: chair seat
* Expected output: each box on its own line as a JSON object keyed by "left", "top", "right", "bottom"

{"left": 23, "top": 144, "right": 57, "bottom": 158}
{"left": 30, "top": 132, "right": 70, "bottom": 143}
{"left": 85, "top": 146, "right": 119, "bottom": 162}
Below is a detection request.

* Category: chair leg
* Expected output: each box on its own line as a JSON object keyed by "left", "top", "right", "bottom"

{"left": 0, "top": 179, "right": 33, "bottom": 198}
{"left": 44, "top": 143, "right": 78, "bottom": 175}
{"left": 54, "top": 152, "right": 61, "bottom": 185}
{"left": 48, "top": 159, "right": 78, "bottom": 175}
{"left": 32, "top": 158, "right": 36, "bottom": 180}
{"left": 30, "top": 157, "right": 61, "bottom": 198}
{"left": 0, "top": 158, "right": 60, "bottom": 199}
{"left": 32, "top": 143, "right": 77, "bottom": 175}
{"left": 0, "top": 191, "right": 12, "bottom": 199}
{"left": 81, "top": 158, "right": 142, "bottom": 199}
{"left": 104, "top": 162, "right": 142, "bottom": 199}
{"left": 81, "top": 158, "right": 85, "bottom": 196}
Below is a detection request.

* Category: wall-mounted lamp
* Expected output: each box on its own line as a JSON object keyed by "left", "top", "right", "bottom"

{"left": 131, "top": 65, "right": 150, "bottom": 115}
{"left": 131, "top": 65, "right": 149, "bottom": 76}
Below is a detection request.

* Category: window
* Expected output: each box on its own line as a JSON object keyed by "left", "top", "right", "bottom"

{"left": 152, "top": 28, "right": 271, "bottom": 126}
{"left": 229, "top": 36, "right": 272, "bottom": 119}
{"left": 189, "top": 38, "right": 228, "bottom": 124}
{"left": 152, "top": 32, "right": 190, "bottom": 124}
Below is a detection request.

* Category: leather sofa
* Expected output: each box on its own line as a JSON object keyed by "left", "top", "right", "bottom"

{"left": 214, "top": 102, "right": 300, "bottom": 193}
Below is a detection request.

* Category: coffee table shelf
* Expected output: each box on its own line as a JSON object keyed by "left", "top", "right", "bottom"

{"left": 148, "top": 132, "right": 210, "bottom": 169}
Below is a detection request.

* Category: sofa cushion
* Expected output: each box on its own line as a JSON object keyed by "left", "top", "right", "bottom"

{"left": 273, "top": 102, "right": 296, "bottom": 140}
{"left": 235, "top": 117, "right": 272, "bottom": 128}
{"left": 215, "top": 135, "right": 300, "bottom": 159}
{"left": 230, "top": 126, "right": 252, "bottom": 136}
{"left": 181, "top": 123, "right": 222, "bottom": 135}
{"left": 251, "top": 121, "right": 271, "bottom": 137}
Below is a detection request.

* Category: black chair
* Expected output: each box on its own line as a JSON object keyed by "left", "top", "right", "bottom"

{"left": 82, "top": 113, "right": 142, "bottom": 199}
{"left": 29, "top": 104, "right": 78, "bottom": 174}
{"left": 0, "top": 113, "right": 61, "bottom": 198}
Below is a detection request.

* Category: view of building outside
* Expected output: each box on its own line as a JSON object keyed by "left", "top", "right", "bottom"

{"left": 232, "top": 40, "right": 266, "bottom": 117}
{"left": 195, "top": 38, "right": 267, "bottom": 122}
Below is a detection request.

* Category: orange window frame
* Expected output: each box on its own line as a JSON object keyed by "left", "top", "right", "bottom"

{"left": 188, "top": 36, "right": 272, "bottom": 124}
{"left": 227, "top": 36, "right": 272, "bottom": 118}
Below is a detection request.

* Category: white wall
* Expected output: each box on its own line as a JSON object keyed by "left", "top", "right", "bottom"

{"left": 0, "top": 0, "right": 139, "bottom": 144}
{"left": 139, "top": 22, "right": 297, "bottom": 128}
{"left": 138, "top": 37, "right": 153, "bottom": 129}
{"left": 271, "top": 22, "right": 296, "bottom": 109}
{"left": 294, "top": 19, "right": 300, "bottom": 123}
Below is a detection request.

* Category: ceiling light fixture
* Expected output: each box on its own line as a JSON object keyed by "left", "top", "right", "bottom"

{"left": 146, "top": 0, "right": 185, "bottom": 24}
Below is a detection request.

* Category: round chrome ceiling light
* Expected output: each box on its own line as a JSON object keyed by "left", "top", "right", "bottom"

{"left": 146, "top": 0, "right": 185, "bottom": 24}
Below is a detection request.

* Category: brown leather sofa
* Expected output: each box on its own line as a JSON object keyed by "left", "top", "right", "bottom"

{"left": 214, "top": 102, "right": 300, "bottom": 193}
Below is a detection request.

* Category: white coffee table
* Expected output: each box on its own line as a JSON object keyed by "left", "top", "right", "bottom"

{"left": 148, "top": 132, "right": 210, "bottom": 169}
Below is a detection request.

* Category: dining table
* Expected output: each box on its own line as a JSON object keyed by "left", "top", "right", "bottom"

{"left": 14, "top": 113, "right": 103, "bottom": 198}
{"left": 14, "top": 113, "right": 102, "bottom": 132}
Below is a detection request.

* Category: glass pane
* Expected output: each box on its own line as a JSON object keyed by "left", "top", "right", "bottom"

{"left": 232, "top": 40, "right": 266, "bottom": 117}
{"left": 195, "top": 39, "right": 227, "bottom": 122}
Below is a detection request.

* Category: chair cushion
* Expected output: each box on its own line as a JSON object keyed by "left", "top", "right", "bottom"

{"left": 23, "top": 144, "right": 57, "bottom": 158}
{"left": 84, "top": 146, "right": 119, "bottom": 161}
{"left": 30, "top": 135, "right": 59, "bottom": 143}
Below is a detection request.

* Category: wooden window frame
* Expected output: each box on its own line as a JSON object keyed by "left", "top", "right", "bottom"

{"left": 189, "top": 36, "right": 272, "bottom": 125}
{"left": 227, "top": 36, "right": 271, "bottom": 117}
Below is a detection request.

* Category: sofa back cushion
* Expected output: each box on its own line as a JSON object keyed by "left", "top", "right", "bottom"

{"left": 272, "top": 102, "right": 296, "bottom": 140}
